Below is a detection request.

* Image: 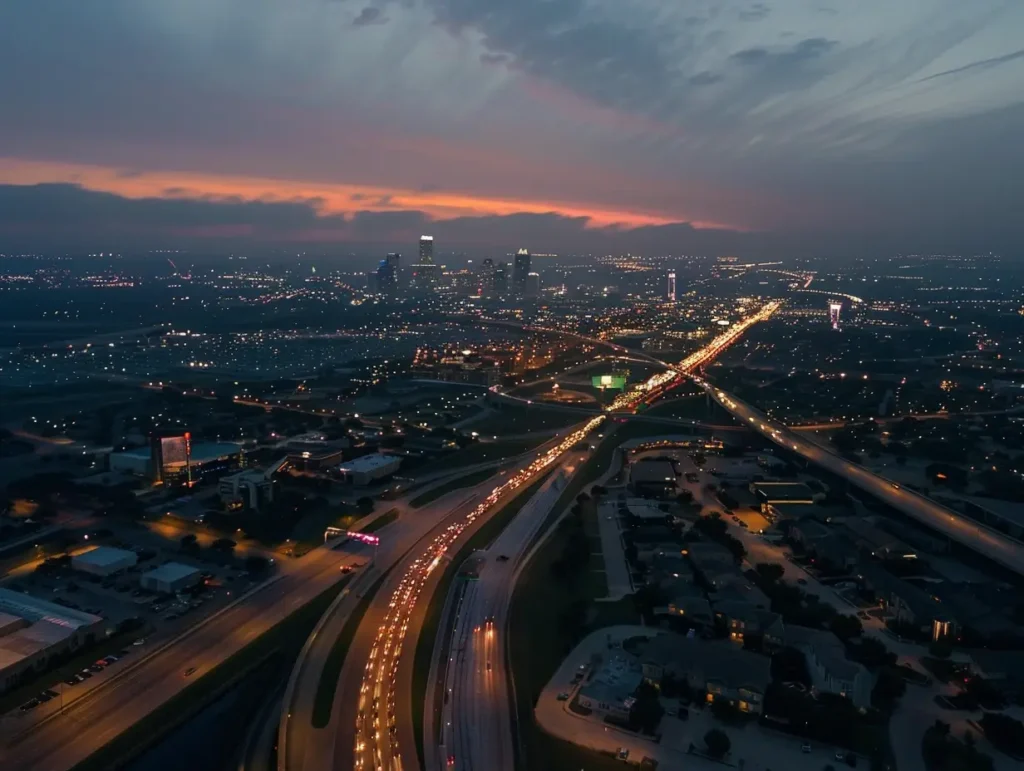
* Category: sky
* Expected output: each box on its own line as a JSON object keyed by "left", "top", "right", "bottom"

{"left": 1, "top": 0, "right": 1023, "bottom": 256}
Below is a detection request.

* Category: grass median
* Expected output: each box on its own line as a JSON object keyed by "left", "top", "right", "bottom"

{"left": 310, "top": 572, "right": 388, "bottom": 728}
{"left": 409, "top": 469, "right": 497, "bottom": 508}
{"left": 69, "top": 576, "right": 350, "bottom": 771}
{"left": 411, "top": 470, "right": 553, "bottom": 771}
{"left": 358, "top": 507, "right": 400, "bottom": 533}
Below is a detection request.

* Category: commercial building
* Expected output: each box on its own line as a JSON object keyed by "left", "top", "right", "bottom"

{"left": 109, "top": 441, "right": 245, "bottom": 484}
{"left": 628, "top": 459, "right": 677, "bottom": 498}
{"left": 576, "top": 652, "right": 644, "bottom": 719}
{"left": 410, "top": 236, "right": 437, "bottom": 292}
{"left": 525, "top": 271, "right": 540, "bottom": 298}
{"left": 71, "top": 546, "right": 138, "bottom": 577}
{"left": 667, "top": 271, "right": 676, "bottom": 301}
{"left": 750, "top": 481, "right": 818, "bottom": 514}
{"left": 284, "top": 438, "right": 350, "bottom": 471}
{"left": 218, "top": 469, "right": 275, "bottom": 511}
{"left": 512, "top": 248, "right": 531, "bottom": 294}
{"left": 140, "top": 562, "right": 202, "bottom": 594}
{"left": 0, "top": 589, "right": 104, "bottom": 693}
{"left": 336, "top": 453, "right": 401, "bottom": 486}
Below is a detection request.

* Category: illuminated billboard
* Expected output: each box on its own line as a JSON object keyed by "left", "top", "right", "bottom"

{"left": 151, "top": 431, "right": 192, "bottom": 485}
{"left": 592, "top": 373, "right": 627, "bottom": 390}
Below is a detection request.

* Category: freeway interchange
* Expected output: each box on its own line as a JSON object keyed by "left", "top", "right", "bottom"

{"left": 11, "top": 295, "right": 1022, "bottom": 771}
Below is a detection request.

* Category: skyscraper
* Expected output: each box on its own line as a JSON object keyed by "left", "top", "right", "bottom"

{"left": 667, "top": 271, "right": 677, "bottom": 301}
{"left": 526, "top": 271, "right": 540, "bottom": 298}
{"left": 494, "top": 261, "right": 509, "bottom": 296}
{"left": 479, "top": 258, "right": 495, "bottom": 296}
{"left": 512, "top": 248, "right": 531, "bottom": 294}
{"left": 419, "top": 235, "right": 434, "bottom": 264}
{"left": 412, "top": 236, "right": 437, "bottom": 291}
{"left": 375, "top": 252, "right": 400, "bottom": 293}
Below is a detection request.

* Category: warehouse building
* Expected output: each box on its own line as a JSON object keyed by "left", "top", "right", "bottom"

{"left": 0, "top": 589, "right": 104, "bottom": 693}
{"left": 71, "top": 546, "right": 138, "bottom": 577}
{"left": 336, "top": 453, "right": 401, "bottom": 486}
{"left": 140, "top": 562, "right": 202, "bottom": 594}
{"left": 628, "top": 459, "right": 678, "bottom": 499}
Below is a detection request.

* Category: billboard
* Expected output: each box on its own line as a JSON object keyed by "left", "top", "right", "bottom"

{"left": 151, "top": 431, "right": 192, "bottom": 485}
{"left": 592, "top": 373, "right": 627, "bottom": 390}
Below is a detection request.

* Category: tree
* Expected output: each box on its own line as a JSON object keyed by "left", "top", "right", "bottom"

{"left": 704, "top": 728, "right": 730, "bottom": 757}
{"left": 676, "top": 489, "right": 694, "bottom": 506}
{"left": 211, "top": 537, "right": 236, "bottom": 553}
{"left": 356, "top": 496, "right": 375, "bottom": 514}
{"left": 629, "top": 682, "right": 664, "bottom": 734}
{"left": 929, "top": 637, "right": 953, "bottom": 659}
{"left": 755, "top": 562, "right": 785, "bottom": 584}
{"left": 871, "top": 667, "right": 907, "bottom": 709}
{"left": 829, "top": 614, "right": 863, "bottom": 642}
{"left": 245, "top": 555, "right": 271, "bottom": 573}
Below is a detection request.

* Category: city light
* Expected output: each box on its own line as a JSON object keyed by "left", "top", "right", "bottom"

{"left": 355, "top": 416, "right": 605, "bottom": 770}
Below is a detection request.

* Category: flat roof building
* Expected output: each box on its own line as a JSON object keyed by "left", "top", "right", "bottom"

{"left": 72, "top": 546, "right": 138, "bottom": 577}
{"left": 629, "top": 459, "right": 677, "bottom": 499}
{"left": 140, "top": 562, "right": 202, "bottom": 594}
{"left": 0, "top": 589, "right": 104, "bottom": 693}
{"left": 336, "top": 453, "right": 401, "bottom": 486}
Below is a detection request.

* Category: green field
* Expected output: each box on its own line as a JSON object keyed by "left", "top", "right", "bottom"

{"left": 465, "top": 405, "right": 586, "bottom": 436}
{"left": 414, "top": 436, "right": 546, "bottom": 475}
{"left": 358, "top": 507, "right": 399, "bottom": 533}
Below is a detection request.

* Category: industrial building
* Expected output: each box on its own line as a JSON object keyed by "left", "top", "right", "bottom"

{"left": 218, "top": 469, "right": 275, "bottom": 511}
{"left": 336, "top": 454, "right": 401, "bottom": 486}
{"left": 0, "top": 589, "right": 104, "bottom": 693}
{"left": 140, "top": 562, "right": 202, "bottom": 594}
{"left": 71, "top": 546, "right": 138, "bottom": 577}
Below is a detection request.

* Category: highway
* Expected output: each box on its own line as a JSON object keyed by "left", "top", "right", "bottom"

{"left": 431, "top": 455, "right": 582, "bottom": 771}
{"left": 0, "top": 544, "right": 355, "bottom": 771}
{"left": 342, "top": 420, "right": 603, "bottom": 771}
{"left": 701, "top": 381, "right": 1024, "bottom": 577}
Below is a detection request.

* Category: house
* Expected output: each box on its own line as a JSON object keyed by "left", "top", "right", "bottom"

{"left": 576, "top": 652, "right": 645, "bottom": 718}
{"left": 785, "top": 625, "right": 873, "bottom": 708}
{"left": 660, "top": 584, "right": 715, "bottom": 630}
{"left": 842, "top": 519, "right": 917, "bottom": 560}
{"left": 638, "top": 633, "right": 772, "bottom": 714}
{"left": 713, "top": 601, "right": 785, "bottom": 649}
{"left": 709, "top": 581, "right": 771, "bottom": 610}
{"left": 857, "top": 561, "right": 958, "bottom": 641}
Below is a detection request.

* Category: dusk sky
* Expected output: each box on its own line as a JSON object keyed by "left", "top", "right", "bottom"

{"left": 2, "top": 0, "right": 1023, "bottom": 255}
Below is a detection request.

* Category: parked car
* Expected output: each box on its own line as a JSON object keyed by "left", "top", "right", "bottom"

{"left": 557, "top": 692, "right": 569, "bottom": 701}
{"left": 20, "top": 699, "right": 40, "bottom": 712}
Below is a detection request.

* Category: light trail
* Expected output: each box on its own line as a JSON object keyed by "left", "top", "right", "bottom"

{"left": 354, "top": 416, "right": 605, "bottom": 771}
{"left": 608, "top": 299, "right": 782, "bottom": 412}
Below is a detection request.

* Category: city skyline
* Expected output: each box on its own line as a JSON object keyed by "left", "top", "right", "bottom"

{"left": 1, "top": 1, "right": 1023, "bottom": 255}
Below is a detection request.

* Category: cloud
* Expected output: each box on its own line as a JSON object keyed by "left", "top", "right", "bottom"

{"left": 352, "top": 6, "right": 388, "bottom": 27}
{"left": 916, "top": 47, "right": 1024, "bottom": 83}
{"left": 730, "top": 37, "right": 836, "bottom": 67}
{"left": 738, "top": 4, "right": 771, "bottom": 22}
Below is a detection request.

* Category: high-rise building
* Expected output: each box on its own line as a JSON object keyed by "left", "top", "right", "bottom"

{"left": 667, "top": 271, "right": 677, "bottom": 301}
{"left": 411, "top": 236, "right": 437, "bottom": 291}
{"left": 375, "top": 252, "right": 400, "bottom": 293}
{"left": 419, "top": 236, "right": 434, "bottom": 264}
{"left": 494, "top": 262, "right": 509, "bottom": 296}
{"left": 829, "top": 301, "right": 842, "bottom": 330}
{"left": 526, "top": 271, "right": 541, "bottom": 298}
{"left": 478, "top": 258, "right": 495, "bottom": 296}
{"left": 512, "top": 248, "right": 531, "bottom": 294}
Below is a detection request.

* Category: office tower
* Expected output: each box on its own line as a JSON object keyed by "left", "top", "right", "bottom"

{"left": 526, "top": 271, "right": 540, "bottom": 298}
{"left": 375, "top": 254, "right": 399, "bottom": 294}
{"left": 829, "top": 301, "right": 842, "bottom": 330}
{"left": 512, "top": 248, "right": 531, "bottom": 294}
{"left": 494, "top": 261, "right": 509, "bottom": 296}
{"left": 411, "top": 236, "right": 437, "bottom": 291}
{"left": 419, "top": 235, "right": 434, "bottom": 264}
{"left": 478, "top": 258, "right": 495, "bottom": 296}
{"left": 667, "top": 271, "right": 677, "bottom": 301}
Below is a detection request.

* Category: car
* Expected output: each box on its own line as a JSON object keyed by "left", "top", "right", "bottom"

{"left": 797, "top": 578, "right": 808, "bottom": 585}
{"left": 836, "top": 752, "right": 846, "bottom": 761}
{"left": 496, "top": 554, "right": 509, "bottom": 562}
{"left": 557, "top": 692, "right": 569, "bottom": 701}
{"left": 78, "top": 669, "right": 93, "bottom": 679}
{"left": 103, "top": 655, "right": 119, "bottom": 663}
{"left": 20, "top": 699, "right": 40, "bottom": 712}
{"left": 340, "top": 565, "right": 352, "bottom": 574}
{"left": 93, "top": 659, "right": 108, "bottom": 668}
{"left": 64, "top": 677, "right": 79, "bottom": 686}
{"left": 183, "top": 667, "right": 197, "bottom": 677}
{"left": 88, "top": 664, "right": 104, "bottom": 673}
{"left": 802, "top": 743, "right": 812, "bottom": 753}
{"left": 36, "top": 691, "right": 54, "bottom": 702}
{"left": 133, "top": 638, "right": 146, "bottom": 646}
{"left": 617, "top": 748, "right": 630, "bottom": 760}
{"left": 486, "top": 662, "right": 492, "bottom": 671}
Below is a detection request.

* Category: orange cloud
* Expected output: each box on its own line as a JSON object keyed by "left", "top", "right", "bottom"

{"left": 0, "top": 157, "right": 737, "bottom": 230}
